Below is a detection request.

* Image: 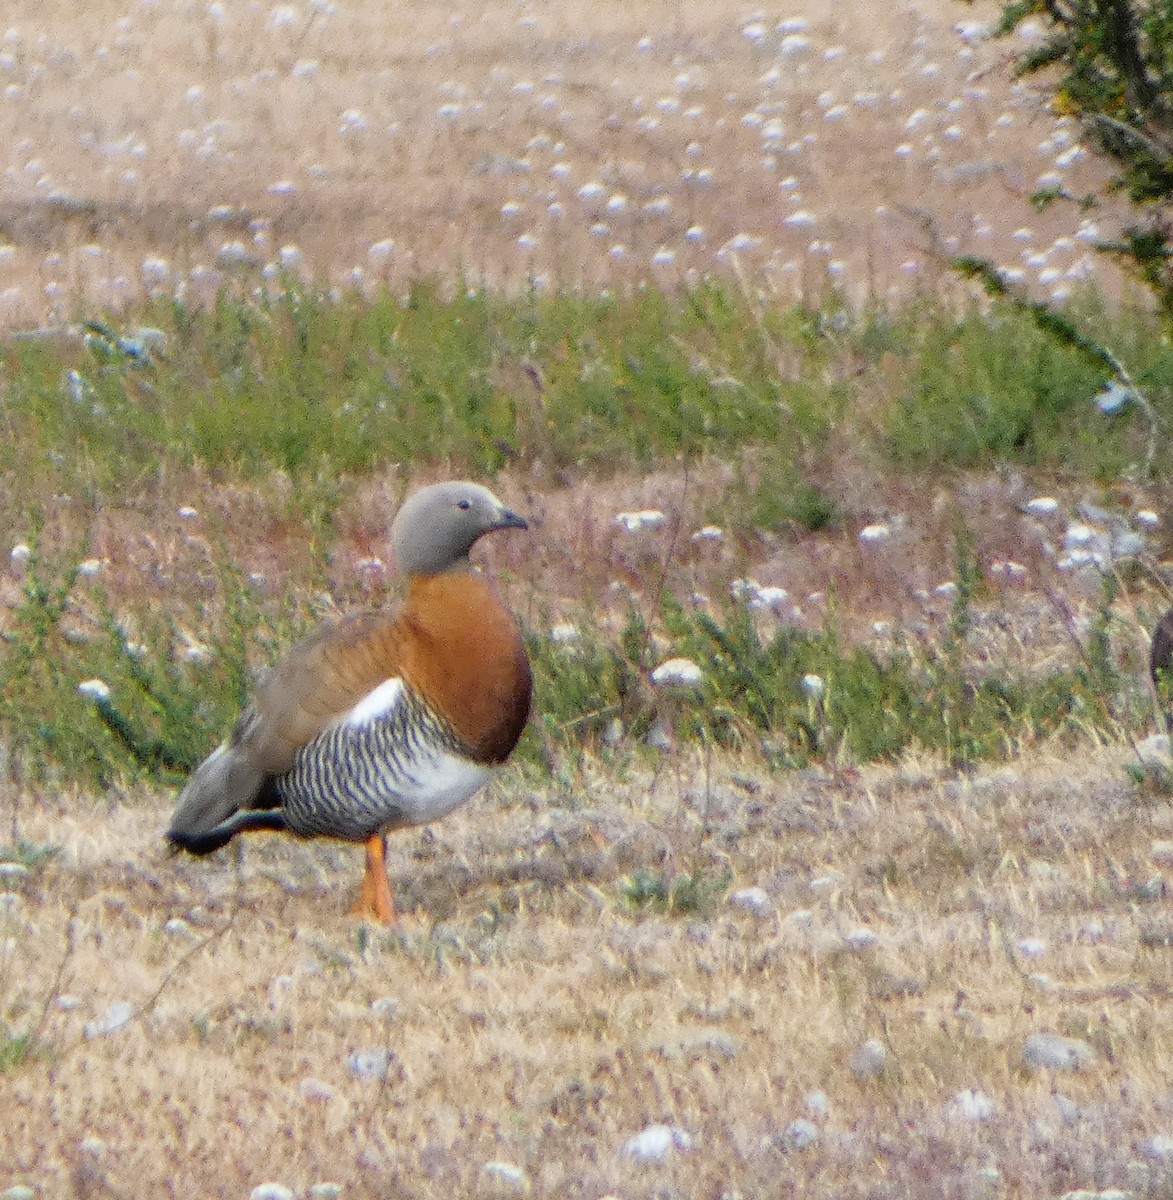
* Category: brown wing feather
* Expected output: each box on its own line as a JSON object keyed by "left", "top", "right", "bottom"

{"left": 228, "top": 570, "right": 530, "bottom": 773}
{"left": 169, "top": 608, "right": 409, "bottom": 841}
{"left": 170, "top": 569, "right": 530, "bottom": 844}
{"left": 238, "top": 608, "right": 408, "bottom": 773}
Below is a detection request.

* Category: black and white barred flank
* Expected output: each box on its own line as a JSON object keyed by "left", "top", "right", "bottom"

{"left": 278, "top": 682, "right": 475, "bottom": 841}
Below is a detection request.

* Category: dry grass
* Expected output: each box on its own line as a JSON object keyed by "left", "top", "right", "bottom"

{"left": 4, "top": 746, "right": 1173, "bottom": 1197}
{"left": 3, "top": 455, "right": 1163, "bottom": 695}
{"left": 0, "top": 0, "right": 1131, "bottom": 329}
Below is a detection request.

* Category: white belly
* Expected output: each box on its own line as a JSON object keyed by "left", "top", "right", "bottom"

{"left": 391, "top": 749, "right": 492, "bottom": 825}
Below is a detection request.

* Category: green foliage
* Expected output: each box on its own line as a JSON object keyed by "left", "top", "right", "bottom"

{"left": 528, "top": 574, "right": 1136, "bottom": 773}
{"left": 0, "top": 282, "right": 1166, "bottom": 786}
{"left": 5, "top": 285, "right": 1173, "bottom": 504}
{"left": 0, "top": 532, "right": 109, "bottom": 782}
{"left": 620, "top": 867, "right": 732, "bottom": 916}
{"left": 986, "top": 0, "right": 1173, "bottom": 317}
{"left": 0, "top": 1027, "right": 35, "bottom": 1074}
{"left": 0, "top": 498, "right": 1153, "bottom": 799}
{"left": 881, "top": 300, "right": 1131, "bottom": 471}
{"left": 526, "top": 613, "right": 636, "bottom": 752}
{"left": 719, "top": 449, "right": 844, "bottom": 534}
{"left": 0, "top": 522, "right": 1139, "bottom": 789}
{"left": 0, "top": 841, "right": 59, "bottom": 869}
{"left": 0, "top": 282, "right": 838, "bottom": 492}
{"left": 0, "top": 533, "right": 316, "bottom": 786}
{"left": 780, "top": 481, "right": 843, "bottom": 533}
{"left": 940, "top": 530, "right": 983, "bottom": 768}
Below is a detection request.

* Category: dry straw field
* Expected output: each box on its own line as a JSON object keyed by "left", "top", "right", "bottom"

{"left": 6, "top": 746, "right": 1173, "bottom": 1199}
{"left": 3, "top": 1, "right": 1173, "bottom": 1199}
{"left": 0, "top": 0, "right": 1131, "bottom": 328}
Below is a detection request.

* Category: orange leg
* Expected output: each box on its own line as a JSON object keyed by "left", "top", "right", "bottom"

{"left": 350, "top": 833, "right": 397, "bottom": 924}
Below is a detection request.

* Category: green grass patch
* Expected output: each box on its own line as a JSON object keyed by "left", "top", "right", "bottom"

{"left": 0, "top": 841, "right": 59, "bottom": 869}
{"left": 873, "top": 298, "right": 1172, "bottom": 476}
{"left": 3, "top": 283, "right": 1169, "bottom": 518}
{"left": 620, "top": 867, "right": 733, "bottom": 916}
{"left": 0, "top": 536, "right": 318, "bottom": 786}
{"left": 0, "top": 1027, "right": 36, "bottom": 1074}
{"left": 527, "top": 539, "right": 1143, "bottom": 772}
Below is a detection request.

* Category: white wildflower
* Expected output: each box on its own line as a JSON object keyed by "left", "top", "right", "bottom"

{"left": 858, "top": 523, "right": 891, "bottom": 545}
{"left": 650, "top": 658, "right": 703, "bottom": 689}
{"left": 77, "top": 679, "right": 111, "bottom": 703}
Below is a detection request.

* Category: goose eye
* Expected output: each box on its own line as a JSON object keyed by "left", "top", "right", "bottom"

{"left": 457, "top": 499, "right": 472, "bottom": 511}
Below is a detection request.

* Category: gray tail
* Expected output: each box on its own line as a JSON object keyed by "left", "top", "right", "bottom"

{"left": 166, "top": 743, "right": 282, "bottom": 856}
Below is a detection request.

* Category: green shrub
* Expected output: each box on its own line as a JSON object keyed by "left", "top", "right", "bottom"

{"left": 882, "top": 304, "right": 1125, "bottom": 471}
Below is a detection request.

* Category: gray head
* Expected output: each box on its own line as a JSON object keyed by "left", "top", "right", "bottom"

{"left": 392, "top": 481, "right": 528, "bottom": 577}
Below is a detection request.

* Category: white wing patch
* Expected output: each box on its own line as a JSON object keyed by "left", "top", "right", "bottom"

{"left": 345, "top": 678, "right": 405, "bottom": 728}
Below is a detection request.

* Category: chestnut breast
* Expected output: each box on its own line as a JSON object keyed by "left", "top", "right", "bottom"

{"left": 397, "top": 571, "right": 532, "bottom": 763}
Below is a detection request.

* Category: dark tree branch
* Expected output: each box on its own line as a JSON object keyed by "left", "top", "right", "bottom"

{"left": 1101, "top": 0, "right": 1165, "bottom": 117}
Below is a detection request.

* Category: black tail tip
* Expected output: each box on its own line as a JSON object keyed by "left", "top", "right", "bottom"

{"left": 166, "top": 826, "right": 237, "bottom": 857}
{"left": 166, "top": 809, "right": 288, "bottom": 857}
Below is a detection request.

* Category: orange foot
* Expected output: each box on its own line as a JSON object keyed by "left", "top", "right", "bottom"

{"left": 350, "top": 833, "right": 397, "bottom": 924}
